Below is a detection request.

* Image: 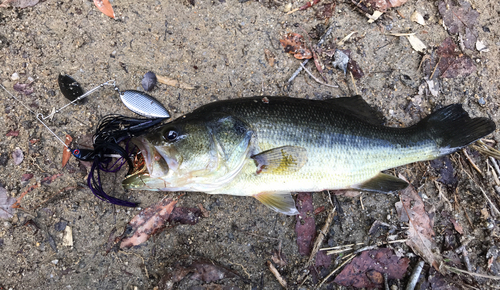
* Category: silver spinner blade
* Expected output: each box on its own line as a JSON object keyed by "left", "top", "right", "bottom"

{"left": 120, "top": 90, "right": 170, "bottom": 119}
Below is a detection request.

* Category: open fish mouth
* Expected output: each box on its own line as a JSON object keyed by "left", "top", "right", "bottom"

{"left": 129, "top": 137, "right": 170, "bottom": 178}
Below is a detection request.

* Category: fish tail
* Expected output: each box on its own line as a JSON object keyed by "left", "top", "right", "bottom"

{"left": 420, "top": 104, "right": 496, "bottom": 155}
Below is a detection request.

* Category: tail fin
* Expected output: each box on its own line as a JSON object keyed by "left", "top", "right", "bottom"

{"left": 421, "top": 104, "right": 496, "bottom": 155}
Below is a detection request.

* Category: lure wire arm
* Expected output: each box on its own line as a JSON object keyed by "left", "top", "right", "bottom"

{"left": 42, "top": 80, "right": 118, "bottom": 120}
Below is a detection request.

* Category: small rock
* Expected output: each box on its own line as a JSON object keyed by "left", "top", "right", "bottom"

{"left": 10, "top": 73, "right": 19, "bottom": 81}
{"left": 54, "top": 221, "right": 67, "bottom": 232}
{"left": 51, "top": 259, "right": 59, "bottom": 265}
{"left": 12, "top": 147, "right": 23, "bottom": 165}
{"left": 141, "top": 71, "right": 157, "bottom": 92}
{"left": 478, "top": 97, "right": 486, "bottom": 106}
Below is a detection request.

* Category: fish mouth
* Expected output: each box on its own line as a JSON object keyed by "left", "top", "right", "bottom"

{"left": 130, "top": 136, "right": 170, "bottom": 178}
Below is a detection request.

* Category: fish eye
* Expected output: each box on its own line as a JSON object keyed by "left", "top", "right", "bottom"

{"left": 165, "top": 129, "right": 178, "bottom": 141}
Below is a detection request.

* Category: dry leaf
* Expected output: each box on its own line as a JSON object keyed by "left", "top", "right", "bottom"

{"left": 367, "top": 11, "right": 383, "bottom": 23}
{"left": 93, "top": 0, "right": 115, "bottom": 19}
{"left": 157, "top": 75, "right": 196, "bottom": 90}
{"left": 62, "top": 134, "right": 72, "bottom": 168}
{"left": 0, "top": 0, "right": 38, "bottom": 8}
{"left": 438, "top": 0, "right": 479, "bottom": 50}
{"left": 398, "top": 174, "right": 443, "bottom": 272}
{"left": 406, "top": 34, "right": 426, "bottom": 52}
{"left": 0, "top": 187, "right": 16, "bottom": 219}
{"left": 120, "top": 198, "right": 178, "bottom": 248}
{"left": 334, "top": 248, "right": 410, "bottom": 288}
{"left": 364, "top": 0, "right": 408, "bottom": 12}
{"left": 279, "top": 33, "right": 312, "bottom": 60}
{"left": 411, "top": 11, "right": 426, "bottom": 25}
{"left": 295, "top": 193, "right": 315, "bottom": 256}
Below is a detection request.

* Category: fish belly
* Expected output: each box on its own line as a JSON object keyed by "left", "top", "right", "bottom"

{"left": 210, "top": 131, "right": 439, "bottom": 196}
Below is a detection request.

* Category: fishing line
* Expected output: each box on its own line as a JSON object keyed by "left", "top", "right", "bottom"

{"left": 1, "top": 78, "right": 170, "bottom": 207}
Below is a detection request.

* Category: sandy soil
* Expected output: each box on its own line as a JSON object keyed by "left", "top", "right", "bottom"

{"left": 1, "top": 0, "right": 500, "bottom": 289}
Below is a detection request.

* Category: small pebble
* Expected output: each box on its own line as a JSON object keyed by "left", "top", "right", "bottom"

{"left": 12, "top": 147, "right": 23, "bottom": 165}
{"left": 54, "top": 221, "right": 67, "bottom": 232}
{"left": 478, "top": 97, "right": 486, "bottom": 106}
{"left": 141, "top": 71, "right": 157, "bottom": 91}
{"left": 51, "top": 259, "right": 59, "bottom": 265}
{"left": 10, "top": 73, "right": 19, "bottom": 81}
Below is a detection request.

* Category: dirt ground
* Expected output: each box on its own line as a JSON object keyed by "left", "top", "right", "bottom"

{"left": 1, "top": 0, "right": 500, "bottom": 289}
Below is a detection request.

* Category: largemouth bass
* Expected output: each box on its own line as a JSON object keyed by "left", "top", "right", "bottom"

{"left": 123, "top": 96, "right": 495, "bottom": 215}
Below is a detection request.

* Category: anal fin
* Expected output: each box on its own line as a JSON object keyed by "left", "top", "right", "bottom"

{"left": 253, "top": 192, "right": 299, "bottom": 215}
{"left": 251, "top": 146, "right": 307, "bottom": 175}
{"left": 352, "top": 173, "right": 409, "bottom": 193}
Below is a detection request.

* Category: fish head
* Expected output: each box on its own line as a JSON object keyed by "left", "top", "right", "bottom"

{"left": 123, "top": 113, "right": 253, "bottom": 191}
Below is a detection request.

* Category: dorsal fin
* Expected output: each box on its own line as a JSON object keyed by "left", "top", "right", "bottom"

{"left": 322, "top": 95, "right": 385, "bottom": 125}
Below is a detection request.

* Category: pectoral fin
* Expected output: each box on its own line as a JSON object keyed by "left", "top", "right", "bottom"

{"left": 251, "top": 146, "right": 307, "bottom": 175}
{"left": 253, "top": 192, "right": 299, "bottom": 215}
{"left": 352, "top": 173, "right": 409, "bottom": 193}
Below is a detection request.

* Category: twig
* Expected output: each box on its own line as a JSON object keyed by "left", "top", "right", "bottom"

{"left": 300, "top": 63, "right": 339, "bottom": 88}
{"left": 12, "top": 183, "right": 40, "bottom": 209}
{"left": 462, "top": 149, "right": 484, "bottom": 178}
{"left": 384, "top": 272, "right": 389, "bottom": 290}
{"left": 434, "top": 181, "right": 453, "bottom": 211}
{"left": 287, "top": 19, "right": 335, "bottom": 84}
{"left": 458, "top": 156, "right": 500, "bottom": 217}
{"left": 316, "top": 253, "right": 355, "bottom": 289}
{"left": 405, "top": 260, "right": 425, "bottom": 290}
{"left": 489, "top": 157, "right": 500, "bottom": 184}
{"left": 306, "top": 207, "right": 336, "bottom": 267}
{"left": 267, "top": 261, "right": 287, "bottom": 288}
{"left": 350, "top": 71, "right": 359, "bottom": 95}
{"left": 445, "top": 265, "right": 500, "bottom": 280}
{"left": 429, "top": 56, "right": 441, "bottom": 80}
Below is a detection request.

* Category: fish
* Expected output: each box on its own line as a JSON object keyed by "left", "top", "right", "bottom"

{"left": 122, "top": 96, "right": 496, "bottom": 215}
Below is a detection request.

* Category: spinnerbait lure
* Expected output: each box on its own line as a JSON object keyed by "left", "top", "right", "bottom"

{"left": 1, "top": 76, "right": 170, "bottom": 206}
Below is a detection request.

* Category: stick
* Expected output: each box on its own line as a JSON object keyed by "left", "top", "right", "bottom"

{"left": 287, "top": 19, "right": 336, "bottom": 84}
{"left": 267, "top": 261, "right": 287, "bottom": 288}
{"left": 306, "top": 207, "right": 336, "bottom": 267}
{"left": 300, "top": 63, "right": 339, "bottom": 88}
{"left": 462, "top": 149, "right": 484, "bottom": 178}
{"left": 405, "top": 260, "right": 425, "bottom": 290}
{"left": 316, "top": 253, "right": 355, "bottom": 289}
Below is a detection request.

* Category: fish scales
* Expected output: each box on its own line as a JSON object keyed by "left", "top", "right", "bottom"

{"left": 123, "top": 96, "right": 495, "bottom": 215}
{"left": 191, "top": 98, "right": 436, "bottom": 193}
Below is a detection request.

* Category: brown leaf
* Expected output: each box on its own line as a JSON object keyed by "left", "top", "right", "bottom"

{"left": 191, "top": 259, "right": 237, "bottom": 282}
{"left": 438, "top": 0, "right": 479, "bottom": 50}
{"left": 348, "top": 59, "right": 364, "bottom": 79}
{"left": 6, "top": 130, "right": 19, "bottom": 137}
{"left": 437, "top": 38, "right": 476, "bottom": 78}
{"left": 334, "top": 248, "right": 409, "bottom": 288}
{"left": 279, "top": 33, "right": 312, "bottom": 60}
{"left": 62, "top": 134, "right": 72, "bottom": 168}
{"left": 316, "top": 2, "right": 335, "bottom": 20}
{"left": 0, "top": 0, "right": 38, "bottom": 8}
{"left": 299, "top": 0, "right": 320, "bottom": 11}
{"left": 295, "top": 192, "right": 315, "bottom": 256}
{"left": 158, "top": 258, "right": 238, "bottom": 290}
{"left": 120, "top": 198, "right": 177, "bottom": 248}
{"left": 398, "top": 174, "right": 443, "bottom": 272}
{"left": 93, "top": 0, "right": 115, "bottom": 19}
{"left": 169, "top": 207, "right": 201, "bottom": 225}
{"left": 449, "top": 218, "right": 464, "bottom": 235}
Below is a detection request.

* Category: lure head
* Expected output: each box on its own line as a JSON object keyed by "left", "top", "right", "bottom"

{"left": 123, "top": 112, "right": 253, "bottom": 192}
